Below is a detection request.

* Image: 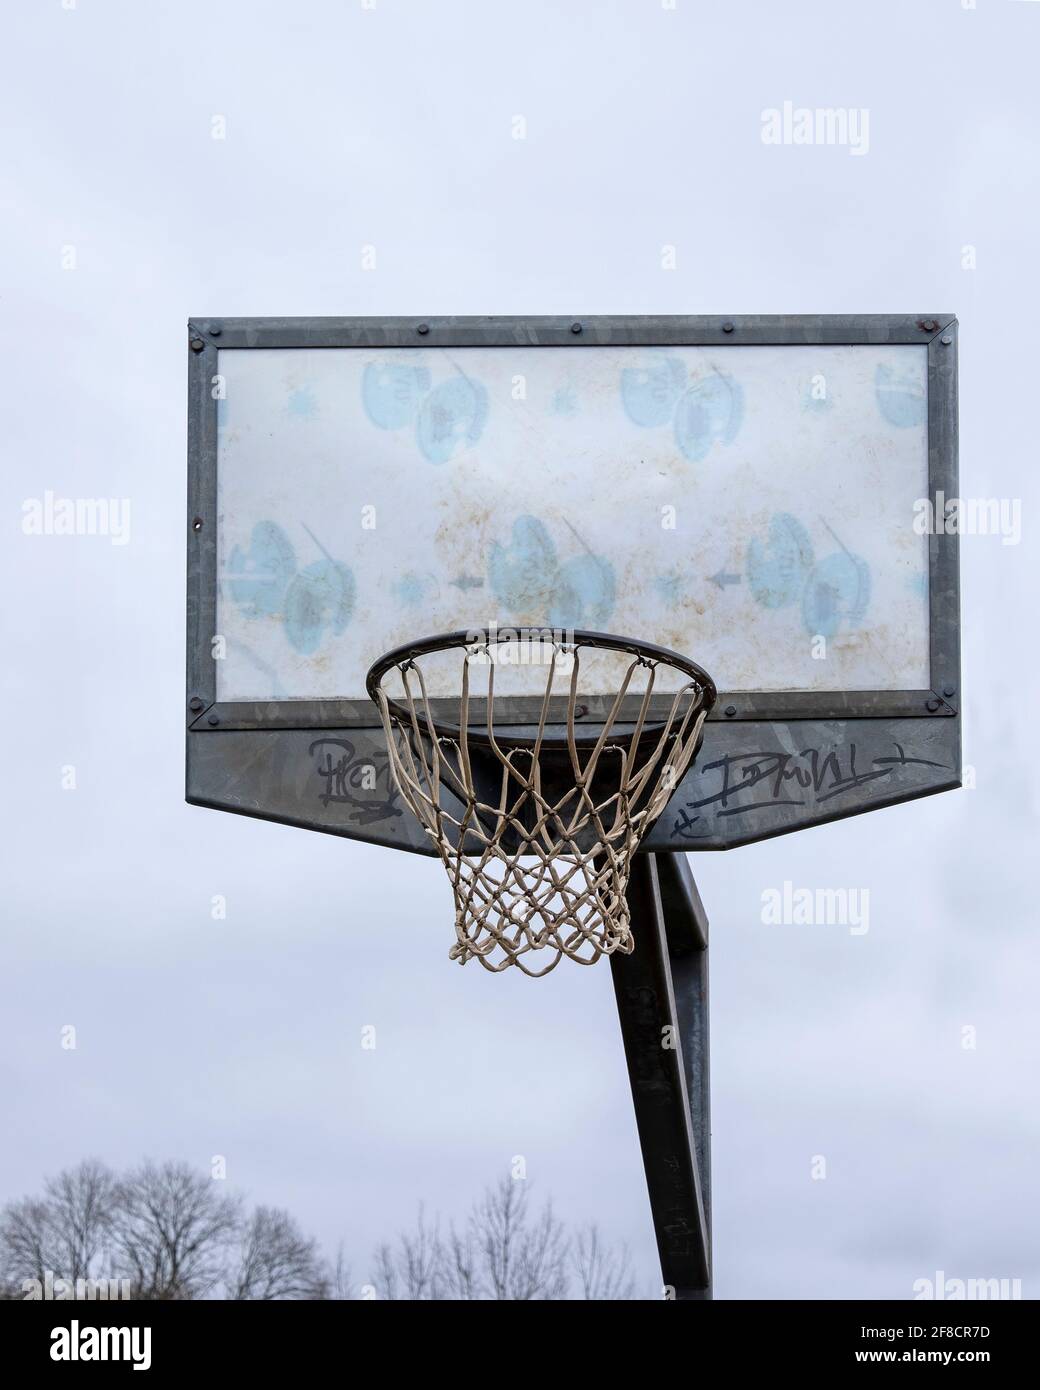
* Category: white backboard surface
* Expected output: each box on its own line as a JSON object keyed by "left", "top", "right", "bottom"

{"left": 215, "top": 343, "right": 929, "bottom": 702}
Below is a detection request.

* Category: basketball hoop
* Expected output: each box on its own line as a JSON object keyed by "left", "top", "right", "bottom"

{"left": 367, "top": 628, "right": 716, "bottom": 975}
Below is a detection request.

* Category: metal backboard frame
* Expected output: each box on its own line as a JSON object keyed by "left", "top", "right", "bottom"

{"left": 186, "top": 314, "right": 960, "bottom": 852}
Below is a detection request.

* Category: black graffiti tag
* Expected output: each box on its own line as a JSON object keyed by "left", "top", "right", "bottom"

{"left": 671, "top": 742, "right": 948, "bottom": 841}
{"left": 310, "top": 738, "right": 403, "bottom": 824}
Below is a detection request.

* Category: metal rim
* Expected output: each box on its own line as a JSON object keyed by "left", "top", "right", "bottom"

{"left": 366, "top": 627, "right": 718, "bottom": 748}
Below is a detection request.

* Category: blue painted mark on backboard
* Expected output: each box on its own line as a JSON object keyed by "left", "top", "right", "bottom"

{"left": 746, "top": 513, "right": 814, "bottom": 609}
{"left": 620, "top": 357, "right": 743, "bottom": 460}
{"left": 747, "top": 513, "right": 873, "bottom": 638}
{"left": 655, "top": 568, "right": 688, "bottom": 605}
{"left": 488, "top": 517, "right": 558, "bottom": 614}
{"left": 488, "top": 515, "right": 615, "bottom": 627}
{"left": 227, "top": 521, "right": 297, "bottom": 617}
{"left": 392, "top": 571, "right": 439, "bottom": 607}
{"left": 549, "top": 553, "right": 616, "bottom": 627}
{"left": 362, "top": 363, "right": 431, "bottom": 429}
{"left": 362, "top": 360, "right": 488, "bottom": 463}
{"left": 417, "top": 377, "right": 488, "bottom": 464}
{"left": 284, "top": 558, "right": 356, "bottom": 655}
{"left": 286, "top": 385, "right": 319, "bottom": 420}
{"left": 802, "top": 550, "right": 871, "bottom": 639}
{"left": 228, "top": 521, "right": 356, "bottom": 656}
{"left": 550, "top": 385, "right": 579, "bottom": 417}
{"left": 875, "top": 361, "right": 926, "bottom": 428}
{"left": 674, "top": 372, "right": 744, "bottom": 461}
{"left": 907, "top": 570, "right": 928, "bottom": 601}
{"left": 620, "top": 355, "right": 686, "bottom": 427}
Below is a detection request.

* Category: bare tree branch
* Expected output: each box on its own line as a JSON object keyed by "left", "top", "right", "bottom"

{"left": 572, "top": 1223, "right": 636, "bottom": 1300}
{"left": 108, "top": 1161, "right": 241, "bottom": 1300}
{"left": 373, "top": 1179, "right": 572, "bottom": 1300}
{"left": 438, "top": 1225, "right": 480, "bottom": 1300}
{"left": 470, "top": 1178, "right": 569, "bottom": 1300}
{"left": 369, "top": 1204, "right": 445, "bottom": 1299}
{"left": 0, "top": 1160, "right": 118, "bottom": 1294}
{"left": 230, "top": 1206, "right": 327, "bottom": 1300}
{"left": 43, "top": 1159, "right": 117, "bottom": 1284}
{"left": 372, "top": 1242, "right": 399, "bottom": 1301}
{"left": 0, "top": 1197, "right": 52, "bottom": 1288}
{"left": 325, "top": 1241, "right": 354, "bottom": 1300}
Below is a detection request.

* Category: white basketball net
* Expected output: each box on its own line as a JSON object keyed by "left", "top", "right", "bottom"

{"left": 372, "top": 633, "right": 712, "bottom": 976}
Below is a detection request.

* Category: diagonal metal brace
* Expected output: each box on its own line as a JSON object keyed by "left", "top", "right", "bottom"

{"left": 610, "top": 853, "right": 711, "bottom": 1299}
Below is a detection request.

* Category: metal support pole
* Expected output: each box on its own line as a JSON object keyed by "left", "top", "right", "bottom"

{"left": 610, "top": 853, "right": 711, "bottom": 1300}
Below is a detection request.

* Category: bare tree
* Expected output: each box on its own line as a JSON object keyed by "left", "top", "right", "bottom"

{"left": 43, "top": 1159, "right": 116, "bottom": 1284}
{"left": 370, "top": 1204, "right": 445, "bottom": 1299}
{"left": 325, "top": 1241, "right": 354, "bottom": 1300}
{"left": 0, "top": 1197, "right": 52, "bottom": 1288}
{"left": 108, "top": 1161, "right": 241, "bottom": 1300}
{"left": 438, "top": 1226, "right": 481, "bottom": 1300}
{"left": 3, "top": 1160, "right": 637, "bottom": 1301}
{"left": 2, "top": 1159, "right": 340, "bottom": 1301}
{"left": 373, "top": 1180, "right": 570, "bottom": 1300}
{"left": 571, "top": 1223, "right": 636, "bottom": 1300}
{"left": 471, "top": 1178, "right": 569, "bottom": 1300}
{"left": 0, "top": 1159, "right": 116, "bottom": 1293}
{"left": 371, "top": 1242, "right": 400, "bottom": 1300}
{"left": 230, "top": 1206, "right": 327, "bottom": 1300}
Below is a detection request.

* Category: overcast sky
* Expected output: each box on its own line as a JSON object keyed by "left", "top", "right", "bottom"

{"left": 2, "top": 0, "right": 1038, "bottom": 1299}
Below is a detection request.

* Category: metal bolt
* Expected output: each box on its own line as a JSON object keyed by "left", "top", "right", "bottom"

{"left": 192, "top": 517, "right": 204, "bottom": 532}
{"left": 919, "top": 319, "right": 939, "bottom": 333}
{"left": 942, "top": 684, "right": 955, "bottom": 698}
{"left": 189, "top": 697, "right": 204, "bottom": 713}
{"left": 571, "top": 322, "right": 582, "bottom": 335}
{"left": 190, "top": 337, "right": 205, "bottom": 353}
{"left": 926, "top": 697, "right": 941, "bottom": 712}
{"left": 574, "top": 704, "right": 589, "bottom": 719}
{"left": 417, "top": 323, "right": 429, "bottom": 335}
{"left": 208, "top": 715, "right": 220, "bottom": 727}
{"left": 208, "top": 322, "right": 222, "bottom": 336}
{"left": 724, "top": 704, "right": 736, "bottom": 717}
{"left": 941, "top": 333, "right": 953, "bottom": 345}
{"left": 722, "top": 321, "right": 734, "bottom": 334}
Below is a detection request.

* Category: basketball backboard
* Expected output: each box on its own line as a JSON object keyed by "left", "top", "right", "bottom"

{"left": 186, "top": 315, "right": 960, "bottom": 852}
